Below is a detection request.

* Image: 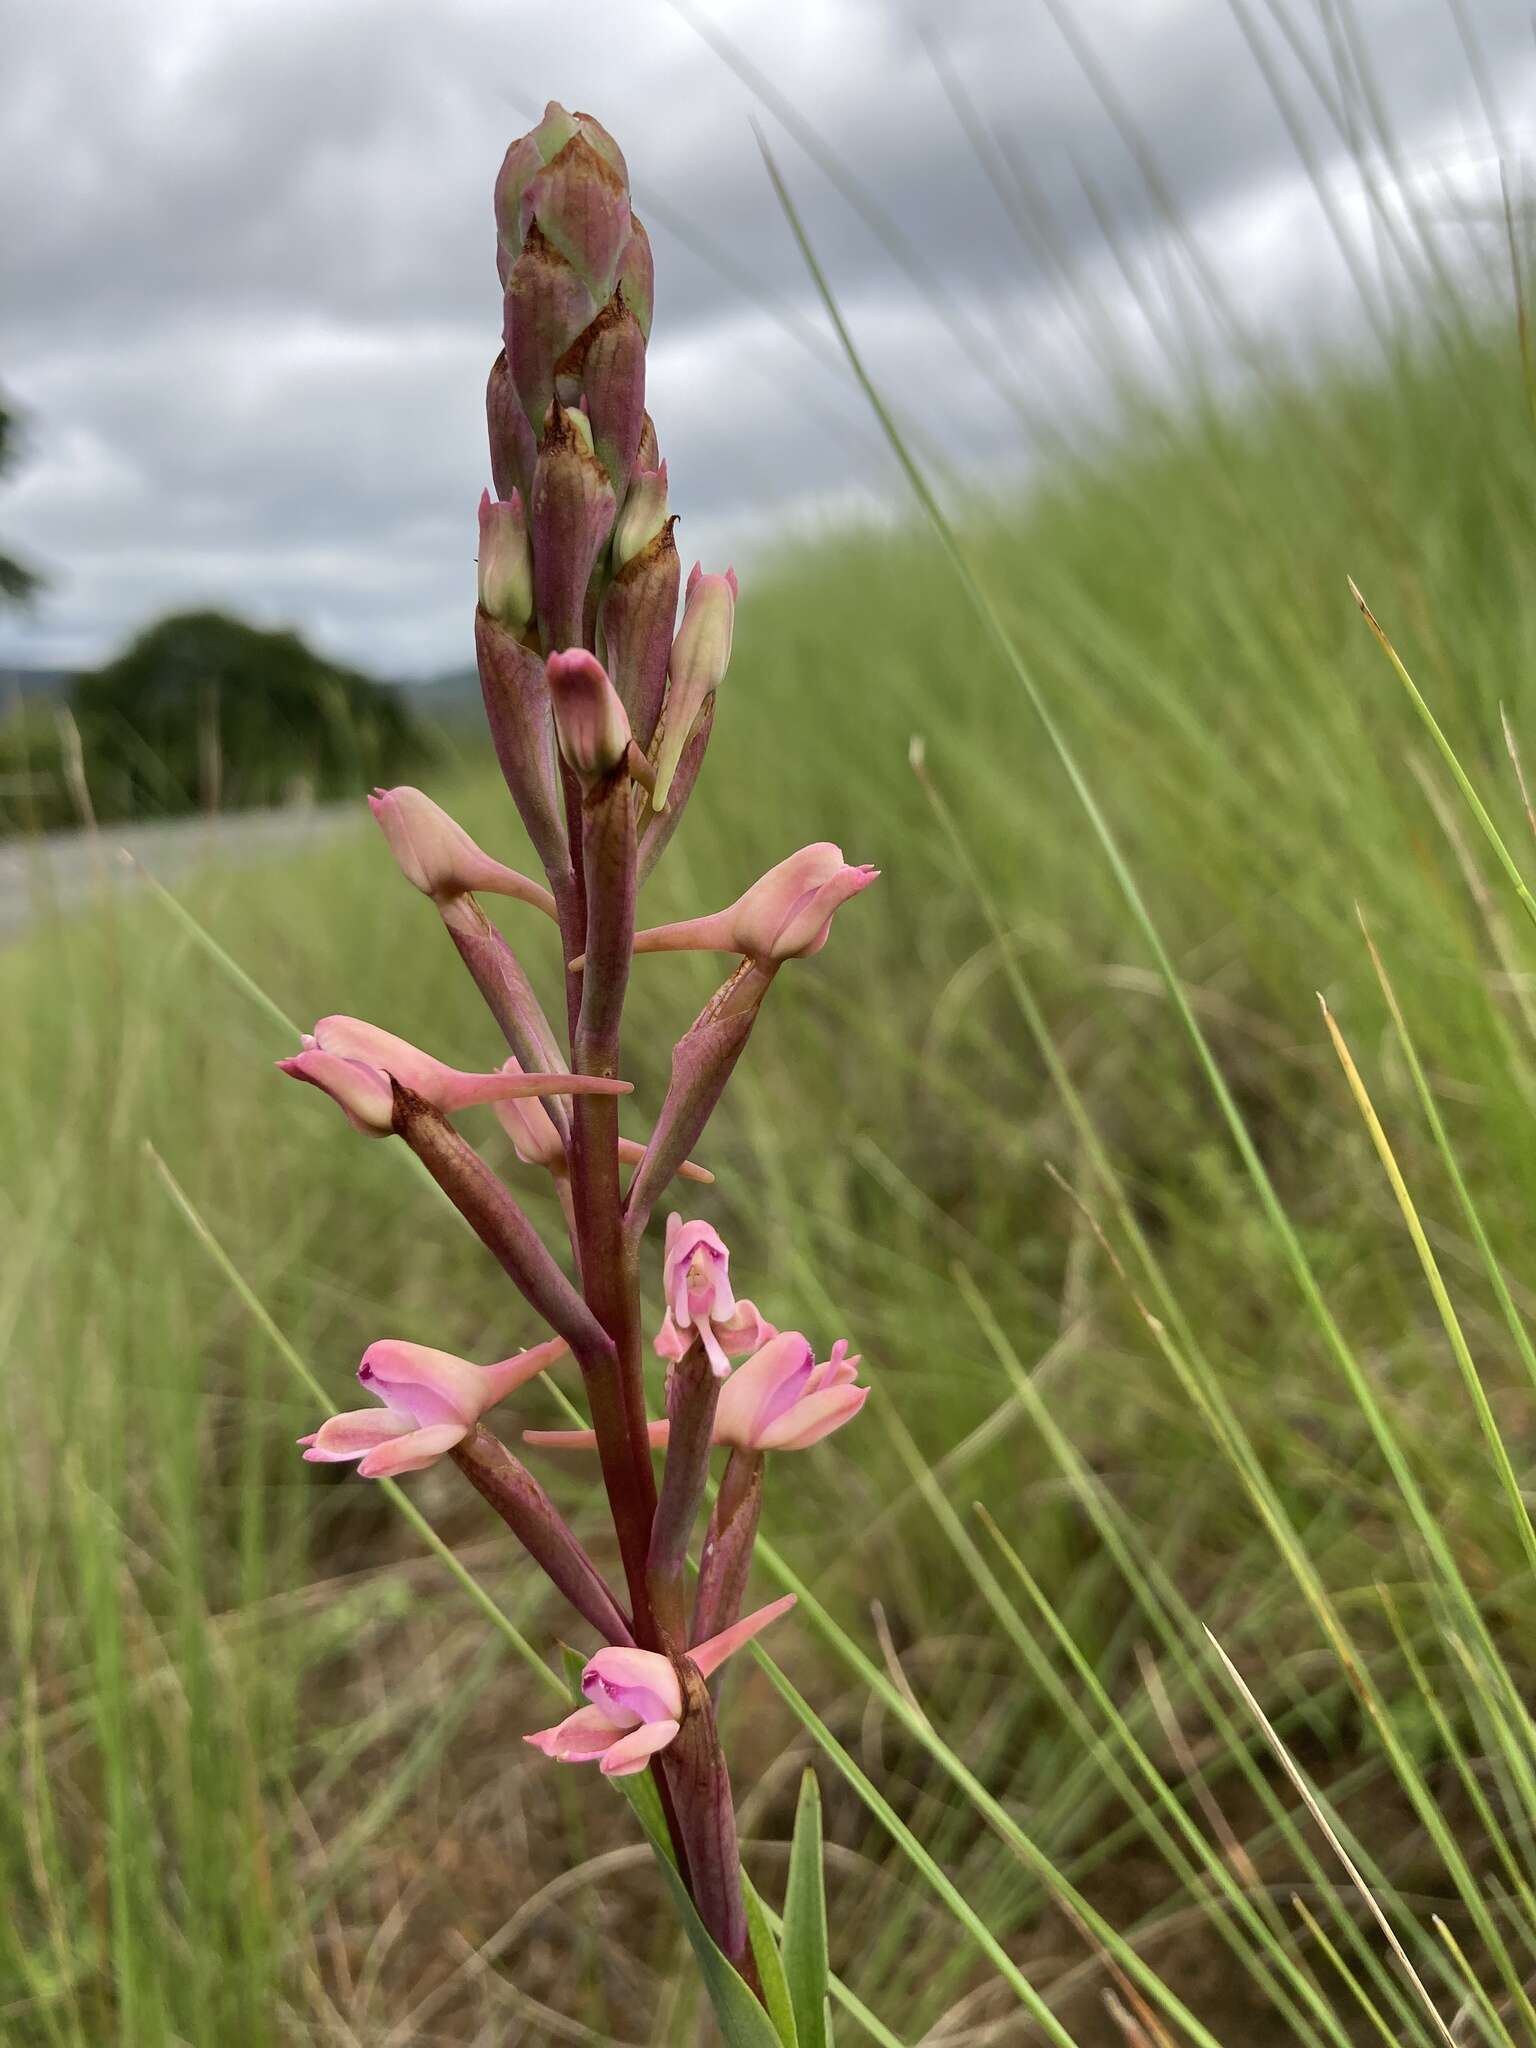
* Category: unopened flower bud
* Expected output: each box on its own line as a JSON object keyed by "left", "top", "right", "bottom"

{"left": 612, "top": 463, "right": 668, "bottom": 568}
{"left": 530, "top": 403, "right": 615, "bottom": 650}
{"left": 476, "top": 489, "right": 533, "bottom": 630}
{"left": 368, "top": 784, "right": 556, "bottom": 919}
{"left": 652, "top": 564, "right": 738, "bottom": 809}
{"left": 632, "top": 843, "right": 879, "bottom": 963}
{"left": 494, "top": 106, "right": 577, "bottom": 275}
{"left": 495, "top": 104, "right": 628, "bottom": 297}
{"left": 546, "top": 648, "right": 632, "bottom": 784}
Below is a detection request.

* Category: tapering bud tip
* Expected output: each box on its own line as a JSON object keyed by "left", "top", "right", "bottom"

{"left": 546, "top": 649, "right": 632, "bottom": 784}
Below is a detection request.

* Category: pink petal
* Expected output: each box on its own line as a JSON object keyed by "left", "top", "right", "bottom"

{"left": 653, "top": 1311, "right": 690, "bottom": 1362}
{"left": 714, "top": 1332, "right": 814, "bottom": 1448}
{"left": 355, "top": 1421, "right": 468, "bottom": 1478}
{"left": 699, "top": 1318, "right": 733, "bottom": 1380}
{"left": 299, "top": 1409, "right": 414, "bottom": 1463}
{"left": 600, "top": 1719, "right": 680, "bottom": 1776}
{"left": 757, "top": 1384, "right": 869, "bottom": 1451}
{"left": 524, "top": 1703, "right": 630, "bottom": 1762}
{"left": 582, "top": 1647, "right": 681, "bottom": 1724}
{"left": 358, "top": 1340, "right": 488, "bottom": 1428}
{"left": 690, "top": 1594, "right": 797, "bottom": 1680}
{"left": 277, "top": 1049, "right": 395, "bottom": 1134}
{"left": 717, "top": 1299, "right": 778, "bottom": 1360}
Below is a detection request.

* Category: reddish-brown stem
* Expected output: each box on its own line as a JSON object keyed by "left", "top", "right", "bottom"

{"left": 450, "top": 1427, "right": 633, "bottom": 1647}
{"left": 566, "top": 763, "right": 659, "bottom": 1640}
{"left": 390, "top": 1087, "right": 606, "bottom": 1359}
{"left": 647, "top": 1339, "right": 720, "bottom": 1648}
{"left": 692, "top": 1449, "right": 763, "bottom": 1650}
{"left": 661, "top": 1664, "right": 753, "bottom": 1972}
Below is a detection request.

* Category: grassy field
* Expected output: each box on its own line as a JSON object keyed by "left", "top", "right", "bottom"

{"left": 8, "top": 290, "right": 1536, "bottom": 2043}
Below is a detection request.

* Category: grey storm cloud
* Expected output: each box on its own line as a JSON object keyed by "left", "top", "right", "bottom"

{"left": 1, "top": 0, "right": 1531, "bottom": 678}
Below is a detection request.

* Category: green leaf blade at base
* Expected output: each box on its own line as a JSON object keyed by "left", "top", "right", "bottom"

{"left": 745, "top": 1872, "right": 800, "bottom": 2045}
{"left": 783, "top": 1768, "right": 831, "bottom": 2048}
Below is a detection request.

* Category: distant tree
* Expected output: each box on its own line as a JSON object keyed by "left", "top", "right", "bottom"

{"left": 0, "top": 394, "right": 43, "bottom": 607}
{"left": 71, "top": 609, "right": 427, "bottom": 822}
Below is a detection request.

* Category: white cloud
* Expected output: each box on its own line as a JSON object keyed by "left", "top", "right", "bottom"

{"left": 0, "top": 0, "right": 1530, "bottom": 676}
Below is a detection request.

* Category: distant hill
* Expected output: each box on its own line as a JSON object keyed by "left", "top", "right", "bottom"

{"left": 398, "top": 666, "right": 483, "bottom": 721}
{"left": 1, "top": 614, "right": 432, "bottom": 834}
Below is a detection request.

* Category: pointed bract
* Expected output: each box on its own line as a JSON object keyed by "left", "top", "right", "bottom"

{"left": 652, "top": 564, "right": 738, "bottom": 810}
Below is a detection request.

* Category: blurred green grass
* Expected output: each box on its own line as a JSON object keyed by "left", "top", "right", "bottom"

{"left": 7, "top": 308, "right": 1536, "bottom": 2042}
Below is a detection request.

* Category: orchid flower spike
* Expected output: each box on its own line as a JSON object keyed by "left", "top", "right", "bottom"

{"left": 524, "top": 1594, "right": 794, "bottom": 1775}
{"left": 632, "top": 843, "right": 878, "bottom": 963}
{"left": 299, "top": 1335, "right": 568, "bottom": 1479}
{"left": 369, "top": 784, "right": 556, "bottom": 921}
{"left": 662, "top": 1214, "right": 746, "bottom": 1377}
{"left": 289, "top": 1017, "right": 631, "bottom": 1118}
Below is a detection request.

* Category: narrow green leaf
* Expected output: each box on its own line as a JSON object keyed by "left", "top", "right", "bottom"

{"left": 783, "top": 1769, "right": 830, "bottom": 2048}
{"left": 745, "top": 1872, "right": 800, "bottom": 2046}
{"left": 649, "top": 1852, "right": 786, "bottom": 2048}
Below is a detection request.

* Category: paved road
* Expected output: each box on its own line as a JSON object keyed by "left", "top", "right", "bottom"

{"left": 0, "top": 805, "right": 349, "bottom": 943}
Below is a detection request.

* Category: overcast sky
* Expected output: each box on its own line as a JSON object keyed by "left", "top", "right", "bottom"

{"left": 1, "top": 0, "right": 1529, "bottom": 679}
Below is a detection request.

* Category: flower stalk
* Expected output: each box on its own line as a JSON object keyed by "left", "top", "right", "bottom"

{"left": 283, "top": 101, "right": 876, "bottom": 1998}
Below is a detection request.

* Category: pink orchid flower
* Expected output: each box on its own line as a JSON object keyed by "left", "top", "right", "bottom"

{"left": 281, "top": 1016, "right": 631, "bottom": 1122}
{"left": 525, "top": 1593, "right": 794, "bottom": 1775}
{"left": 631, "top": 843, "right": 879, "bottom": 963}
{"left": 712, "top": 1332, "right": 867, "bottom": 1450}
{"left": 299, "top": 1335, "right": 568, "bottom": 1479}
{"left": 369, "top": 784, "right": 555, "bottom": 920}
{"left": 663, "top": 1214, "right": 741, "bottom": 1377}
{"left": 526, "top": 1332, "right": 866, "bottom": 1456}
